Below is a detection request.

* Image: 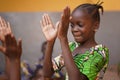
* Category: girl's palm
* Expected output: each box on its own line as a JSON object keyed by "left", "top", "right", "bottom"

{"left": 40, "top": 14, "right": 57, "bottom": 42}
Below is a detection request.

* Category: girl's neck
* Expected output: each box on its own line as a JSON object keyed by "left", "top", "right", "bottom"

{"left": 79, "top": 37, "right": 97, "bottom": 48}
{"left": 73, "top": 38, "right": 97, "bottom": 55}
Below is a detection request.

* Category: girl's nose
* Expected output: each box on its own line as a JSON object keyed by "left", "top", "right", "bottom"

{"left": 72, "top": 25, "right": 79, "bottom": 32}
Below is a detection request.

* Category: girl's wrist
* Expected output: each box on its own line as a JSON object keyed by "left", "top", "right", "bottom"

{"left": 9, "top": 58, "right": 20, "bottom": 63}
{"left": 47, "top": 39, "right": 56, "bottom": 44}
{"left": 59, "top": 37, "right": 68, "bottom": 42}
{"left": 46, "top": 40, "right": 56, "bottom": 49}
{"left": 59, "top": 37, "right": 69, "bottom": 46}
{"left": 47, "top": 38, "right": 56, "bottom": 43}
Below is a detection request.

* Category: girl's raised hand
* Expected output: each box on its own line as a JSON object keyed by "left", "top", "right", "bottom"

{"left": 57, "top": 6, "right": 70, "bottom": 39}
{"left": 40, "top": 14, "right": 58, "bottom": 42}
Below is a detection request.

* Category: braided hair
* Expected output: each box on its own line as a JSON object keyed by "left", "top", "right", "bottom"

{"left": 72, "top": 1, "right": 104, "bottom": 22}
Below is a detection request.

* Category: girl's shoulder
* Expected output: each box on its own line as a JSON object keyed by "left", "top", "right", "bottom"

{"left": 91, "top": 44, "right": 109, "bottom": 59}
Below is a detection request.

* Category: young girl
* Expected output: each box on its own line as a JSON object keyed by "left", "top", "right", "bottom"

{"left": 40, "top": 2, "right": 109, "bottom": 80}
{"left": 0, "top": 17, "right": 22, "bottom": 80}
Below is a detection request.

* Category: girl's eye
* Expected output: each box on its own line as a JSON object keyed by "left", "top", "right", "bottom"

{"left": 78, "top": 23, "right": 83, "bottom": 27}
{"left": 70, "top": 23, "right": 74, "bottom": 28}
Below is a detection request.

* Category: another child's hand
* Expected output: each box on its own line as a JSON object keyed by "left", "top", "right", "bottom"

{"left": 0, "top": 17, "right": 22, "bottom": 60}
{"left": 0, "top": 17, "right": 11, "bottom": 44}
{"left": 57, "top": 6, "right": 70, "bottom": 39}
{"left": 40, "top": 14, "right": 58, "bottom": 42}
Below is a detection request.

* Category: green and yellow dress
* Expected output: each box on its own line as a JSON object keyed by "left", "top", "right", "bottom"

{"left": 52, "top": 42, "right": 109, "bottom": 80}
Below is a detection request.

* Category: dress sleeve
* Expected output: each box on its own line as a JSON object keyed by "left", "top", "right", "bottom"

{"left": 85, "top": 45, "right": 109, "bottom": 80}
{"left": 95, "top": 46, "right": 109, "bottom": 80}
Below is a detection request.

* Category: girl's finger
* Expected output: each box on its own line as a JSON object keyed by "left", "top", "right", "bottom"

{"left": 44, "top": 14, "right": 49, "bottom": 25}
{"left": 1, "top": 18, "right": 7, "bottom": 28}
{"left": 0, "top": 17, "right": 2, "bottom": 27}
{"left": 0, "top": 34, "right": 5, "bottom": 42}
{"left": 18, "top": 38, "right": 22, "bottom": 53}
{"left": 42, "top": 15, "right": 47, "bottom": 26}
{"left": 11, "top": 34, "right": 17, "bottom": 46}
{"left": 67, "top": 7, "right": 71, "bottom": 18}
{"left": 4, "top": 33, "right": 12, "bottom": 46}
{"left": 0, "top": 17, "right": 6, "bottom": 27}
{"left": 40, "top": 20, "right": 44, "bottom": 29}
{"left": 46, "top": 14, "right": 53, "bottom": 25}
{"left": 7, "top": 22, "right": 12, "bottom": 33}
{"left": 0, "top": 46, "right": 5, "bottom": 53}
{"left": 64, "top": 7, "right": 67, "bottom": 18}
{"left": 55, "top": 21, "right": 60, "bottom": 31}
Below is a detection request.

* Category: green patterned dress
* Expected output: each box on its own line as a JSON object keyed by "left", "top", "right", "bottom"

{"left": 52, "top": 42, "right": 109, "bottom": 80}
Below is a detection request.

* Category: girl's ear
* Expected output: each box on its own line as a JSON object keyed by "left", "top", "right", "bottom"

{"left": 93, "top": 21, "right": 99, "bottom": 32}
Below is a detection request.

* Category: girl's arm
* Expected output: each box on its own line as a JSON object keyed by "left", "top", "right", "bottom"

{"left": 40, "top": 14, "right": 58, "bottom": 78}
{"left": 60, "top": 37, "right": 88, "bottom": 80}
{"left": 43, "top": 41, "right": 55, "bottom": 77}
{"left": 58, "top": 7, "right": 88, "bottom": 80}
{"left": 5, "top": 57, "right": 10, "bottom": 79}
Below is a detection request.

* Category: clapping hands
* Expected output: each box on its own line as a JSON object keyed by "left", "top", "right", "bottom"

{"left": 0, "top": 17, "right": 22, "bottom": 60}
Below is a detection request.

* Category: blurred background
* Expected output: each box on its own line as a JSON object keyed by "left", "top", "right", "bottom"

{"left": 0, "top": 0, "right": 120, "bottom": 79}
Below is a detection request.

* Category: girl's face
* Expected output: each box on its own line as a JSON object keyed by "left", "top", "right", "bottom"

{"left": 70, "top": 9, "right": 97, "bottom": 43}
